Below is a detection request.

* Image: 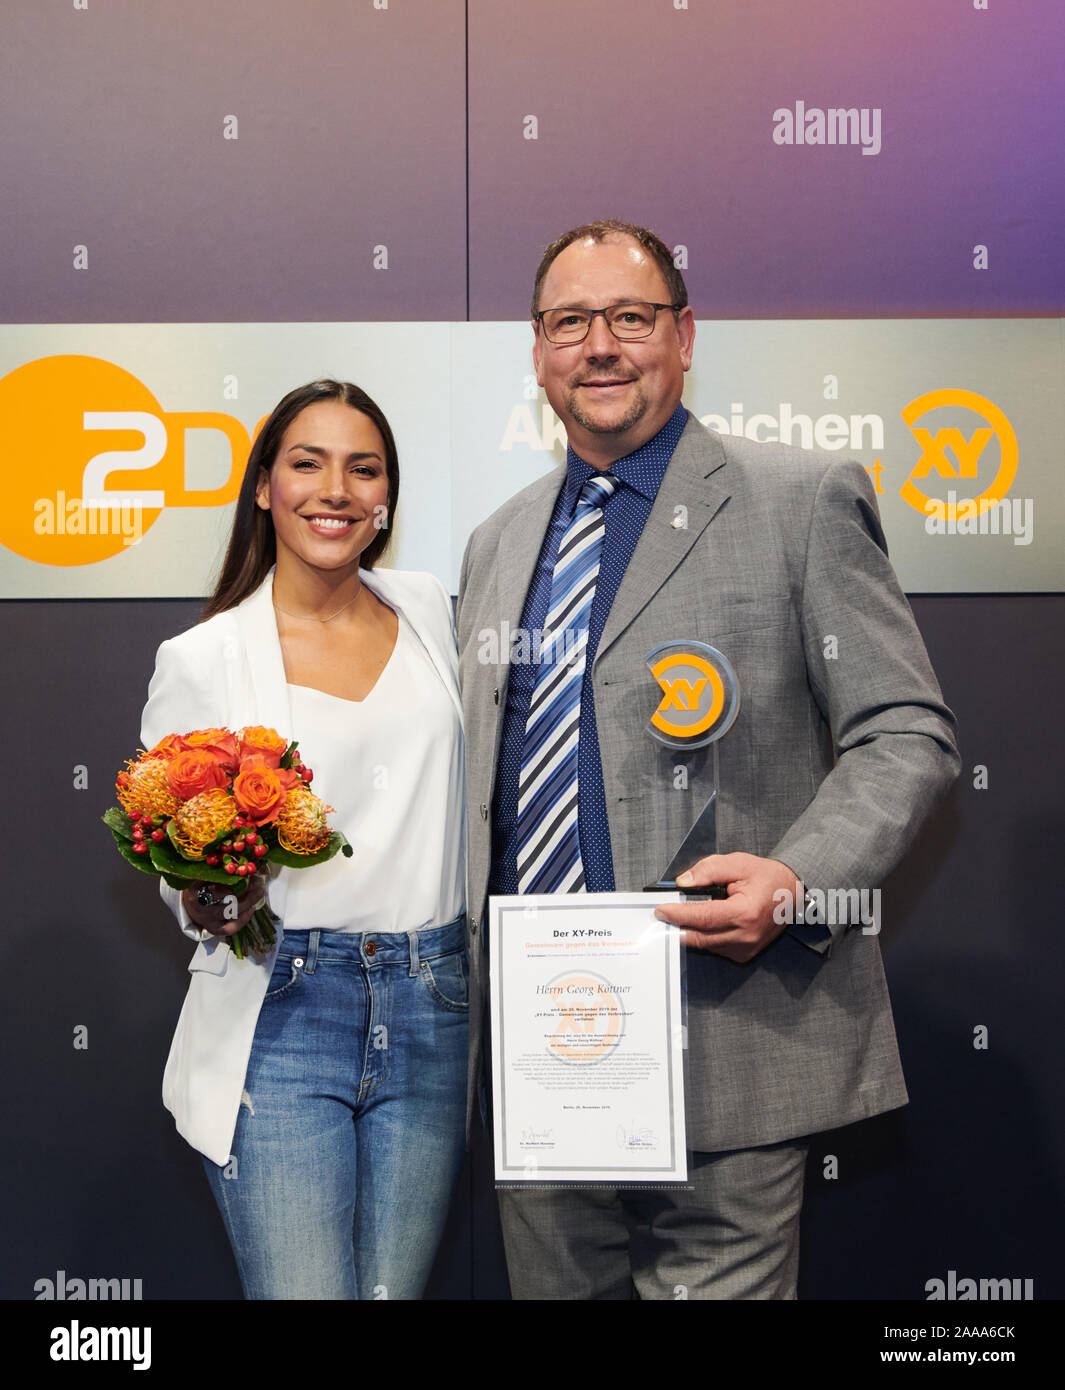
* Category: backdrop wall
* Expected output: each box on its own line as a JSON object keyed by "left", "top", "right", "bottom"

{"left": 1, "top": 0, "right": 1061, "bottom": 1301}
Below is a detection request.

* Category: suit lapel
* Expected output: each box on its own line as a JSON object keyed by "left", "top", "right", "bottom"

{"left": 595, "top": 417, "right": 730, "bottom": 666}
{"left": 496, "top": 468, "right": 567, "bottom": 636}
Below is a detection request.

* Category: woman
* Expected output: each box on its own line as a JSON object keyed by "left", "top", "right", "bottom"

{"left": 140, "top": 380, "right": 467, "bottom": 1300}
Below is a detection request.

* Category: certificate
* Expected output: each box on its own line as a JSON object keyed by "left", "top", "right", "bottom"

{"left": 489, "top": 892, "right": 688, "bottom": 1185}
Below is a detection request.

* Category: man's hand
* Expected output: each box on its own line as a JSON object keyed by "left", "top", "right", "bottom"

{"left": 653, "top": 853, "right": 801, "bottom": 963}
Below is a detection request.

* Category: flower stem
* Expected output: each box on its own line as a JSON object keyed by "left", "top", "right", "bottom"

{"left": 229, "top": 904, "right": 278, "bottom": 958}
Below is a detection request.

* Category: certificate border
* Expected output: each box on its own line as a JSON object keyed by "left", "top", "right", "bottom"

{"left": 492, "top": 897, "right": 687, "bottom": 1180}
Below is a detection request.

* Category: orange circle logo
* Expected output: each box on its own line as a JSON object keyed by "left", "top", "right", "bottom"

{"left": 644, "top": 642, "right": 740, "bottom": 748}
{"left": 0, "top": 356, "right": 167, "bottom": 566}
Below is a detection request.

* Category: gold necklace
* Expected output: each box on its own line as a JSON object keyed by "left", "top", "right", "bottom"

{"left": 272, "top": 587, "right": 361, "bottom": 623}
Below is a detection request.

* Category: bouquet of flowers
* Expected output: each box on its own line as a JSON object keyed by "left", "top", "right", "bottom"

{"left": 103, "top": 726, "right": 352, "bottom": 958}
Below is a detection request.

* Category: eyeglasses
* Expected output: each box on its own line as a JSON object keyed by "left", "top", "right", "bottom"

{"left": 534, "top": 301, "right": 680, "bottom": 345}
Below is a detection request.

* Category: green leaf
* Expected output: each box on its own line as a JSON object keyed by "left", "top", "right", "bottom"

{"left": 111, "top": 828, "right": 161, "bottom": 877}
{"left": 148, "top": 838, "right": 249, "bottom": 893}
{"left": 280, "top": 740, "right": 299, "bottom": 770}
{"left": 103, "top": 806, "right": 135, "bottom": 840}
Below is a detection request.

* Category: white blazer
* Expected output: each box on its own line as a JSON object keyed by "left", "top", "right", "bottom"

{"left": 140, "top": 566, "right": 463, "bottom": 1165}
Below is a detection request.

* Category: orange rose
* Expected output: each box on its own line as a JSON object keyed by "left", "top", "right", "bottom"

{"left": 239, "top": 753, "right": 300, "bottom": 790}
{"left": 185, "top": 728, "right": 239, "bottom": 773}
{"left": 145, "top": 733, "right": 189, "bottom": 762}
{"left": 166, "top": 749, "right": 230, "bottom": 801}
{"left": 238, "top": 726, "right": 289, "bottom": 769}
{"left": 232, "top": 759, "right": 288, "bottom": 826}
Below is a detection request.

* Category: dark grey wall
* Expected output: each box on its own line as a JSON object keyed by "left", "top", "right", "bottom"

{"left": 1, "top": 594, "right": 1060, "bottom": 1300}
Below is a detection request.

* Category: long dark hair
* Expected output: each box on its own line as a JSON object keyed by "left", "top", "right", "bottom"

{"left": 204, "top": 380, "right": 399, "bottom": 620}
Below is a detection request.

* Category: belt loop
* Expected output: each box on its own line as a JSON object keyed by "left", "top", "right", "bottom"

{"left": 305, "top": 929, "right": 321, "bottom": 974}
{"left": 408, "top": 929, "right": 421, "bottom": 978}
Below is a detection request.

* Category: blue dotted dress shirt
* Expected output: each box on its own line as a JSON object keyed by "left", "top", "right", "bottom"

{"left": 489, "top": 403, "right": 689, "bottom": 895}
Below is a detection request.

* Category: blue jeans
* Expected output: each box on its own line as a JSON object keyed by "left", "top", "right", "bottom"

{"left": 203, "top": 918, "right": 469, "bottom": 1300}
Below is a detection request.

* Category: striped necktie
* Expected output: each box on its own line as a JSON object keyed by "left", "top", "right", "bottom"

{"left": 515, "top": 472, "right": 618, "bottom": 894}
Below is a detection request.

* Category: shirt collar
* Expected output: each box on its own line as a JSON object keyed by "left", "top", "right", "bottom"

{"left": 562, "top": 403, "right": 688, "bottom": 513}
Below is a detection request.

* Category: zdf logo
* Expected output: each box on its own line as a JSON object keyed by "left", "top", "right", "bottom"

{"left": 0, "top": 355, "right": 251, "bottom": 566}
{"left": 899, "top": 388, "right": 1018, "bottom": 522}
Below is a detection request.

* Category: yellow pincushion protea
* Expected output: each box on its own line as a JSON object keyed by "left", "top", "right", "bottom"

{"left": 277, "top": 788, "right": 333, "bottom": 854}
{"left": 171, "top": 788, "right": 238, "bottom": 859}
{"left": 116, "top": 757, "right": 181, "bottom": 820}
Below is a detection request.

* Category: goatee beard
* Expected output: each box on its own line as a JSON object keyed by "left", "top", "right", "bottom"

{"left": 565, "top": 384, "right": 646, "bottom": 436}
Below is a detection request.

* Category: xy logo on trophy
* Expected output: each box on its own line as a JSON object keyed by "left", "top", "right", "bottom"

{"left": 0, "top": 355, "right": 252, "bottom": 567}
{"left": 899, "top": 388, "right": 1018, "bottom": 523}
{"left": 645, "top": 642, "right": 740, "bottom": 749}
{"left": 643, "top": 642, "right": 740, "bottom": 895}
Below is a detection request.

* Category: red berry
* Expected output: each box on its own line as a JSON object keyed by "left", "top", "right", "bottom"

{"left": 151, "top": 828, "right": 165, "bottom": 842}
{"left": 244, "top": 832, "right": 257, "bottom": 845}
{"left": 236, "top": 863, "right": 249, "bottom": 877}
{"left": 233, "top": 815, "right": 244, "bottom": 828}
{"left": 141, "top": 815, "right": 153, "bottom": 828}
{"left": 132, "top": 842, "right": 149, "bottom": 855}
{"left": 232, "top": 839, "right": 246, "bottom": 852}
{"left": 253, "top": 844, "right": 268, "bottom": 859}
{"left": 222, "top": 840, "right": 233, "bottom": 851}
{"left": 132, "top": 828, "right": 144, "bottom": 841}
{"left": 303, "top": 768, "right": 314, "bottom": 783}
{"left": 205, "top": 854, "right": 221, "bottom": 866}
{"left": 224, "top": 861, "right": 237, "bottom": 875}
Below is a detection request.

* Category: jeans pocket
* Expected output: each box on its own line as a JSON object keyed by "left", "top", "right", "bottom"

{"left": 263, "top": 954, "right": 303, "bottom": 1004}
{"left": 419, "top": 949, "right": 469, "bottom": 1013}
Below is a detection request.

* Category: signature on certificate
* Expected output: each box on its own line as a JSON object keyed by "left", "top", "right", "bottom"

{"left": 520, "top": 1126, "right": 555, "bottom": 1145}
{"left": 616, "top": 1120, "right": 659, "bottom": 1150}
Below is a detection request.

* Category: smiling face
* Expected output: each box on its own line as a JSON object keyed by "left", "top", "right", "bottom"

{"left": 255, "top": 400, "right": 390, "bottom": 577}
{"left": 532, "top": 233, "right": 695, "bottom": 468}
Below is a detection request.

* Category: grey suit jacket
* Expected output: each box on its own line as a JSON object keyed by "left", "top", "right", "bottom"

{"left": 457, "top": 413, "right": 959, "bottom": 1152}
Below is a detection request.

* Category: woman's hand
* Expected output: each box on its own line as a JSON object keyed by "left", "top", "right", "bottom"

{"left": 181, "top": 880, "right": 266, "bottom": 936}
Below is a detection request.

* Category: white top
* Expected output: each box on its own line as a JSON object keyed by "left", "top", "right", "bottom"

{"left": 280, "top": 609, "right": 464, "bottom": 934}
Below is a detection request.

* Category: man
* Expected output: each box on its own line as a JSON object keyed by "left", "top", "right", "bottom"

{"left": 457, "top": 219, "right": 959, "bottom": 1299}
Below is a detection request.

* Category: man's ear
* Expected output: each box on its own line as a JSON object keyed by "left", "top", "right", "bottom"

{"left": 255, "top": 468, "right": 271, "bottom": 510}
{"left": 532, "top": 321, "right": 545, "bottom": 387}
{"left": 676, "top": 306, "right": 696, "bottom": 372}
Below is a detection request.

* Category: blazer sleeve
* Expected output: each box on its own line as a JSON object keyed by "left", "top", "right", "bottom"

{"left": 140, "top": 630, "right": 222, "bottom": 942}
{"left": 769, "top": 457, "right": 961, "bottom": 943}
